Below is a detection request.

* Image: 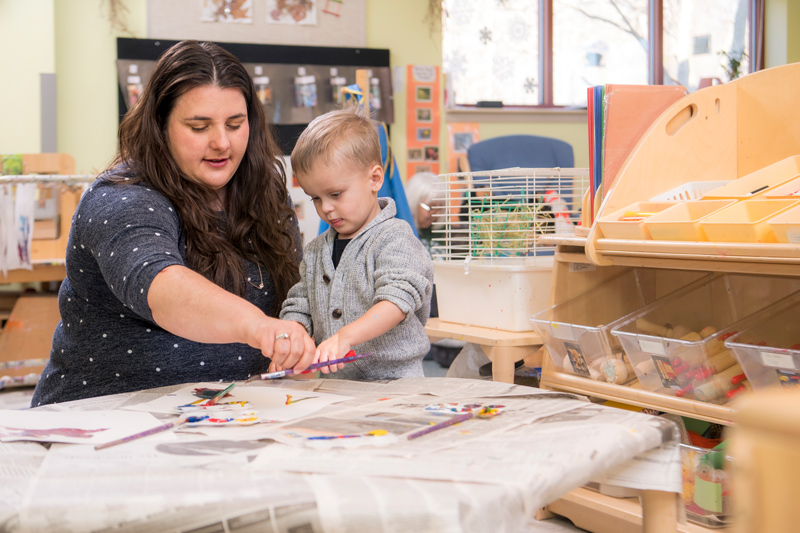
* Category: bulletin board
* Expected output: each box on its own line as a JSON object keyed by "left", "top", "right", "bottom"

{"left": 116, "top": 37, "right": 392, "bottom": 154}
{"left": 148, "top": 0, "right": 366, "bottom": 48}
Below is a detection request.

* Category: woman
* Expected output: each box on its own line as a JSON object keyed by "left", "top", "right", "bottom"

{"left": 32, "top": 40, "right": 315, "bottom": 406}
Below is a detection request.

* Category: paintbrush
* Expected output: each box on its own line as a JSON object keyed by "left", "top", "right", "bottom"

{"left": 204, "top": 382, "right": 235, "bottom": 407}
{"left": 407, "top": 405, "right": 505, "bottom": 440}
{"left": 246, "top": 351, "right": 372, "bottom": 382}
{"left": 94, "top": 417, "right": 190, "bottom": 450}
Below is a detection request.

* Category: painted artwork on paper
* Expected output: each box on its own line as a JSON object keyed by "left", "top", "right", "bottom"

{"left": 201, "top": 0, "right": 253, "bottom": 23}
{"left": 268, "top": 0, "right": 317, "bottom": 25}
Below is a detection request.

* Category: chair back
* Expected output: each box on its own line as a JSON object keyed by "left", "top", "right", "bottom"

{"left": 466, "top": 134, "right": 574, "bottom": 172}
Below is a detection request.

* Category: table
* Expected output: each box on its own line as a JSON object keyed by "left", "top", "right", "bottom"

{"left": 426, "top": 318, "right": 544, "bottom": 383}
{"left": 1, "top": 377, "right": 682, "bottom": 532}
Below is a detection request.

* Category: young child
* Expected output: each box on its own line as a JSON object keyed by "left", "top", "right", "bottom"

{"left": 279, "top": 107, "right": 434, "bottom": 379}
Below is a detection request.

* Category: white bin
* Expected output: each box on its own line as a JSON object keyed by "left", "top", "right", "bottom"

{"left": 433, "top": 256, "right": 554, "bottom": 332}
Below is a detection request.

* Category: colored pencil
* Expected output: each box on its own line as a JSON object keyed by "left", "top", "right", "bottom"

{"left": 94, "top": 418, "right": 188, "bottom": 450}
{"left": 407, "top": 412, "right": 474, "bottom": 440}
{"left": 205, "top": 382, "right": 235, "bottom": 407}
{"left": 246, "top": 352, "right": 372, "bottom": 382}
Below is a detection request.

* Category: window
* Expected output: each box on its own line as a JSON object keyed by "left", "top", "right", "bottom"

{"left": 442, "top": 0, "right": 755, "bottom": 108}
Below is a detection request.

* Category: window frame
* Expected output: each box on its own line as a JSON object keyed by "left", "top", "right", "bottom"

{"left": 447, "top": 0, "right": 762, "bottom": 109}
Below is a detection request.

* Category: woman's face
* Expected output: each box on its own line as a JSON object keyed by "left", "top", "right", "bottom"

{"left": 166, "top": 85, "right": 249, "bottom": 198}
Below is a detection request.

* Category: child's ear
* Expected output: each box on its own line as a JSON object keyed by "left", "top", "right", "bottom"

{"left": 369, "top": 164, "right": 384, "bottom": 193}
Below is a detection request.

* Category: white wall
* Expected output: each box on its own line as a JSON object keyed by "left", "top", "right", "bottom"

{"left": 0, "top": 0, "right": 55, "bottom": 154}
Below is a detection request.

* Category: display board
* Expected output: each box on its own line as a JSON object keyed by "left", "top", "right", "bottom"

{"left": 116, "top": 37, "right": 392, "bottom": 154}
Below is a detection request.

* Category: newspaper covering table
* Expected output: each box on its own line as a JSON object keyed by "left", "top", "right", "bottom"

{"left": 0, "top": 377, "right": 682, "bottom": 532}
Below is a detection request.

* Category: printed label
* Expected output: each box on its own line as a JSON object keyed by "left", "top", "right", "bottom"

{"left": 564, "top": 341, "right": 590, "bottom": 377}
{"left": 760, "top": 351, "right": 797, "bottom": 370}
{"left": 551, "top": 322, "right": 576, "bottom": 342}
{"left": 776, "top": 369, "right": 800, "bottom": 387}
{"left": 786, "top": 229, "right": 800, "bottom": 244}
{"left": 569, "top": 262, "right": 596, "bottom": 273}
{"left": 639, "top": 338, "right": 667, "bottom": 356}
{"left": 651, "top": 355, "right": 681, "bottom": 389}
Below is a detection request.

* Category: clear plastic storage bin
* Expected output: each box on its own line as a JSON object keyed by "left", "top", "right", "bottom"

{"left": 611, "top": 274, "right": 800, "bottom": 403}
{"left": 530, "top": 269, "right": 706, "bottom": 384}
{"left": 680, "top": 443, "right": 733, "bottom": 528}
{"left": 724, "top": 292, "right": 800, "bottom": 391}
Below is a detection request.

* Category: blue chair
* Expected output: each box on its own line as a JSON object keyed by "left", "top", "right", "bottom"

{"left": 465, "top": 134, "right": 574, "bottom": 171}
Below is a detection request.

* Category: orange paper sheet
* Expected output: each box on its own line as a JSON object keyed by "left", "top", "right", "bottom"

{"left": 602, "top": 84, "right": 687, "bottom": 195}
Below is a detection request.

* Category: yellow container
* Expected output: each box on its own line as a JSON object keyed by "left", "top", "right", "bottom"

{"left": 767, "top": 203, "right": 800, "bottom": 243}
{"left": 699, "top": 199, "right": 800, "bottom": 243}
{"left": 764, "top": 175, "right": 800, "bottom": 199}
{"left": 596, "top": 201, "right": 676, "bottom": 240}
{"left": 703, "top": 155, "right": 800, "bottom": 199}
{"left": 644, "top": 200, "right": 737, "bottom": 241}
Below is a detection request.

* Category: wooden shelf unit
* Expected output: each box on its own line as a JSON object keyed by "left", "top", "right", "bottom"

{"left": 539, "top": 63, "right": 800, "bottom": 531}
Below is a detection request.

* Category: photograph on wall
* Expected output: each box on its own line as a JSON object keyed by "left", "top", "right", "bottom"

{"left": 408, "top": 148, "right": 423, "bottom": 161}
{"left": 416, "top": 127, "right": 432, "bottom": 141}
{"left": 424, "top": 146, "right": 439, "bottom": 162}
{"left": 416, "top": 108, "right": 432, "bottom": 122}
{"left": 201, "top": 0, "right": 254, "bottom": 23}
{"left": 447, "top": 122, "right": 480, "bottom": 173}
{"left": 416, "top": 86, "right": 433, "bottom": 102}
{"left": 268, "top": 0, "right": 318, "bottom": 25}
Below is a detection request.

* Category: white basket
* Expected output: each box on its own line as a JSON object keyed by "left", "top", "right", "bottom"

{"left": 434, "top": 256, "right": 554, "bottom": 331}
{"left": 649, "top": 180, "right": 732, "bottom": 202}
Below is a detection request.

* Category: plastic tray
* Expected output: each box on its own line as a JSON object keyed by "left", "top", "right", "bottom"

{"left": 611, "top": 273, "right": 800, "bottom": 403}
{"left": 530, "top": 269, "right": 707, "bottom": 384}
{"left": 724, "top": 292, "right": 800, "bottom": 391}
{"left": 649, "top": 181, "right": 731, "bottom": 202}
{"left": 764, "top": 175, "right": 800, "bottom": 199}
{"left": 702, "top": 155, "right": 800, "bottom": 199}
{"left": 698, "top": 199, "right": 799, "bottom": 243}
{"left": 644, "top": 200, "right": 737, "bottom": 241}
{"left": 766, "top": 203, "right": 800, "bottom": 243}
{"left": 596, "top": 201, "right": 676, "bottom": 240}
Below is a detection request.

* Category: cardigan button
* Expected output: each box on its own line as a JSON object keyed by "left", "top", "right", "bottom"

{"left": 332, "top": 309, "right": 343, "bottom": 319}
{"left": 323, "top": 274, "right": 331, "bottom": 284}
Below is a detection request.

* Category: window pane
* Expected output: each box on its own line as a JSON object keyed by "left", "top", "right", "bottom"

{"left": 443, "top": 0, "right": 539, "bottom": 106}
{"left": 553, "top": 0, "right": 649, "bottom": 107}
{"left": 663, "top": 0, "right": 750, "bottom": 92}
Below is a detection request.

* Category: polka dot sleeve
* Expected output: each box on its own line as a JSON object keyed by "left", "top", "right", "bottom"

{"left": 73, "top": 180, "right": 183, "bottom": 323}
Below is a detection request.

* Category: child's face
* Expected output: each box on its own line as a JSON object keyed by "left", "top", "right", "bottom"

{"left": 298, "top": 158, "right": 384, "bottom": 239}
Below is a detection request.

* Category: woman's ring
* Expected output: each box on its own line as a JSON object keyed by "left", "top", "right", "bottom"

{"left": 275, "top": 333, "right": 290, "bottom": 341}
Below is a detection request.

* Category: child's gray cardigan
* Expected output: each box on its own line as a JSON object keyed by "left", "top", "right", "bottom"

{"left": 280, "top": 198, "right": 433, "bottom": 379}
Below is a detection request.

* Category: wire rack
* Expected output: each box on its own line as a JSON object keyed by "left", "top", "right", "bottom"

{"left": 429, "top": 167, "right": 589, "bottom": 264}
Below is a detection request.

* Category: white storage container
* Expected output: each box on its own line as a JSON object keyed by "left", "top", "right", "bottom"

{"left": 434, "top": 257, "right": 553, "bottom": 332}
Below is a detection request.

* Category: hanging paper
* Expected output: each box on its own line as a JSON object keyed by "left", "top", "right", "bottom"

{"left": 200, "top": 0, "right": 254, "bottom": 23}
{"left": 268, "top": 0, "right": 317, "bottom": 25}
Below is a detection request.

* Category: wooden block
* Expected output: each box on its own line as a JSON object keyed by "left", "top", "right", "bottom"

{"left": 0, "top": 295, "right": 59, "bottom": 378}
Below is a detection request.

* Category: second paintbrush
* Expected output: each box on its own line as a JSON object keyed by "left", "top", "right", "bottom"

{"left": 246, "top": 351, "right": 372, "bottom": 381}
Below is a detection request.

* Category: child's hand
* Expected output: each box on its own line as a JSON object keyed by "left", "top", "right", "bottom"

{"left": 315, "top": 334, "right": 350, "bottom": 374}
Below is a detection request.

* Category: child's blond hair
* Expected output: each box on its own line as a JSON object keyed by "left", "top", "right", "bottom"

{"left": 291, "top": 106, "right": 381, "bottom": 177}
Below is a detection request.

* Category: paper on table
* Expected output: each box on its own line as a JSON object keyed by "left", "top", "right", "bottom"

{"left": 0, "top": 410, "right": 166, "bottom": 445}
{"left": 122, "top": 382, "right": 352, "bottom": 421}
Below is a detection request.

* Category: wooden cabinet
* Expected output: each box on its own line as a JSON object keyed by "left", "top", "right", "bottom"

{"left": 538, "top": 63, "right": 800, "bottom": 531}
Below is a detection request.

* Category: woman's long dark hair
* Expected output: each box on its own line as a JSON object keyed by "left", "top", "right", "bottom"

{"left": 112, "top": 40, "right": 299, "bottom": 313}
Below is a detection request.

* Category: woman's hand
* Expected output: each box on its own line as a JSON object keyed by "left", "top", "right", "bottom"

{"left": 253, "top": 319, "right": 315, "bottom": 373}
{"left": 314, "top": 333, "right": 349, "bottom": 374}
